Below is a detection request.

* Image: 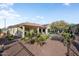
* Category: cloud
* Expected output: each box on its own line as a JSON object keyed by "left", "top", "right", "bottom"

{"left": 27, "top": 16, "right": 45, "bottom": 24}
{"left": 30, "top": 16, "right": 44, "bottom": 22}
{"left": 36, "top": 16, "right": 44, "bottom": 19}
{"left": 0, "top": 3, "right": 23, "bottom": 28}
{"left": 0, "top": 3, "right": 13, "bottom": 8}
{"left": 0, "top": 3, "right": 20, "bottom": 18}
{"left": 63, "top": 3, "right": 70, "bottom": 6}
{"left": 0, "top": 3, "right": 45, "bottom": 28}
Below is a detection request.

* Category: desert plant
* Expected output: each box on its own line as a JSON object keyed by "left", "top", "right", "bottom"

{"left": 22, "top": 30, "right": 36, "bottom": 44}
{"left": 36, "top": 34, "right": 49, "bottom": 46}
{"left": 6, "top": 35, "right": 14, "bottom": 41}
{"left": 21, "top": 37, "right": 29, "bottom": 42}
{"left": 6, "top": 31, "right": 14, "bottom": 41}
{"left": 22, "top": 29, "right": 49, "bottom": 45}
{"left": 60, "top": 32, "right": 73, "bottom": 46}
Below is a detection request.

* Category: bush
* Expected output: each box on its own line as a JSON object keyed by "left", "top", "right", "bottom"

{"left": 60, "top": 32, "right": 72, "bottom": 46}
{"left": 22, "top": 30, "right": 36, "bottom": 44}
{"left": 22, "top": 29, "right": 49, "bottom": 45}
{"left": 6, "top": 35, "right": 14, "bottom": 41}
{"left": 36, "top": 34, "right": 49, "bottom": 45}
{"left": 21, "top": 37, "right": 29, "bottom": 42}
{"left": 39, "top": 34, "right": 48, "bottom": 41}
{"left": 6, "top": 31, "right": 14, "bottom": 41}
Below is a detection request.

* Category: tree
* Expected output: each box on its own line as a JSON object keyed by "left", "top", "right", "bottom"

{"left": 50, "top": 20, "right": 69, "bottom": 33}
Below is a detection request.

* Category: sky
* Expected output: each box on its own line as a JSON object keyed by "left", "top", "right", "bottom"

{"left": 0, "top": 3, "right": 79, "bottom": 28}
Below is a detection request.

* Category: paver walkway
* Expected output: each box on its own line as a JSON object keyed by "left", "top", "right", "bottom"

{"left": 23, "top": 39, "right": 67, "bottom": 56}
{"left": 2, "top": 39, "right": 67, "bottom": 56}
{"left": 2, "top": 41, "right": 34, "bottom": 56}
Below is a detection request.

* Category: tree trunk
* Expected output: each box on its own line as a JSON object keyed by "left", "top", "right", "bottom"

{"left": 67, "top": 40, "right": 71, "bottom": 56}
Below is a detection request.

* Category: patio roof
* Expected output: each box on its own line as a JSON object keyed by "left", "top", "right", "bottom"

{"left": 8, "top": 22, "right": 46, "bottom": 29}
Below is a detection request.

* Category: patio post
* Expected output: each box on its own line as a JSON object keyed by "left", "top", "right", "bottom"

{"left": 37, "top": 27, "right": 39, "bottom": 34}
{"left": 41, "top": 29, "right": 43, "bottom": 34}
{"left": 45, "top": 28, "right": 48, "bottom": 34}
{"left": 22, "top": 26, "right": 25, "bottom": 38}
{"left": 12, "top": 28, "right": 14, "bottom": 35}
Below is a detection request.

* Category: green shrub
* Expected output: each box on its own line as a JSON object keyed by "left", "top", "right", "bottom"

{"left": 22, "top": 30, "right": 36, "bottom": 44}
{"left": 7, "top": 35, "right": 14, "bottom": 41}
{"left": 60, "top": 32, "right": 72, "bottom": 45}
{"left": 22, "top": 29, "right": 49, "bottom": 45}
{"left": 6, "top": 31, "right": 14, "bottom": 41}
{"left": 37, "top": 34, "right": 49, "bottom": 44}
{"left": 21, "top": 37, "right": 29, "bottom": 41}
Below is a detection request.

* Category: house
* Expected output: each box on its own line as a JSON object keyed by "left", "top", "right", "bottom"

{"left": 7, "top": 22, "right": 49, "bottom": 38}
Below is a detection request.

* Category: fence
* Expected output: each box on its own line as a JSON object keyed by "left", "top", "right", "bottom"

{"left": 67, "top": 40, "right": 79, "bottom": 56}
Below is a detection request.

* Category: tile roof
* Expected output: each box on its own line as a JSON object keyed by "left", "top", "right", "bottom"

{"left": 8, "top": 22, "right": 46, "bottom": 29}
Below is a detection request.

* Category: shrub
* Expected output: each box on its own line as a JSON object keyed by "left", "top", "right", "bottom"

{"left": 22, "top": 30, "right": 36, "bottom": 44}
{"left": 21, "top": 37, "right": 29, "bottom": 42}
{"left": 60, "top": 32, "right": 72, "bottom": 46}
{"left": 36, "top": 34, "right": 49, "bottom": 45}
{"left": 6, "top": 35, "right": 14, "bottom": 41}
{"left": 22, "top": 29, "right": 49, "bottom": 45}
{"left": 6, "top": 31, "right": 14, "bottom": 41}
{"left": 39, "top": 34, "right": 48, "bottom": 41}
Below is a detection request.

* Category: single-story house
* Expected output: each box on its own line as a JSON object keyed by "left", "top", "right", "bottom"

{"left": 7, "top": 22, "right": 50, "bottom": 38}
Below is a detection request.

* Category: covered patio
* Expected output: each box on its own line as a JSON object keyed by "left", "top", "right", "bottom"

{"left": 7, "top": 22, "right": 49, "bottom": 38}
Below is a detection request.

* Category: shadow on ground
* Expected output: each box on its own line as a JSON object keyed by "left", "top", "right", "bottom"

{"left": 0, "top": 36, "right": 20, "bottom": 45}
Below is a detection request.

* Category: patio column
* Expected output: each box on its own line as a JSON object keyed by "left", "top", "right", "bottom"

{"left": 12, "top": 28, "right": 14, "bottom": 35}
{"left": 37, "top": 27, "right": 39, "bottom": 34}
{"left": 41, "top": 29, "right": 43, "bottom": 34}
{"left": 22, "top": 26, "right": 25, "bottom": 38}
{"left": 45, "top": 28, "right": 48, "bottom": 34}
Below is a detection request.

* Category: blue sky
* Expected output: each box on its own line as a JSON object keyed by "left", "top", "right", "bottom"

{"left": 0, "top": 3, "right": 79, "bottom": 28}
